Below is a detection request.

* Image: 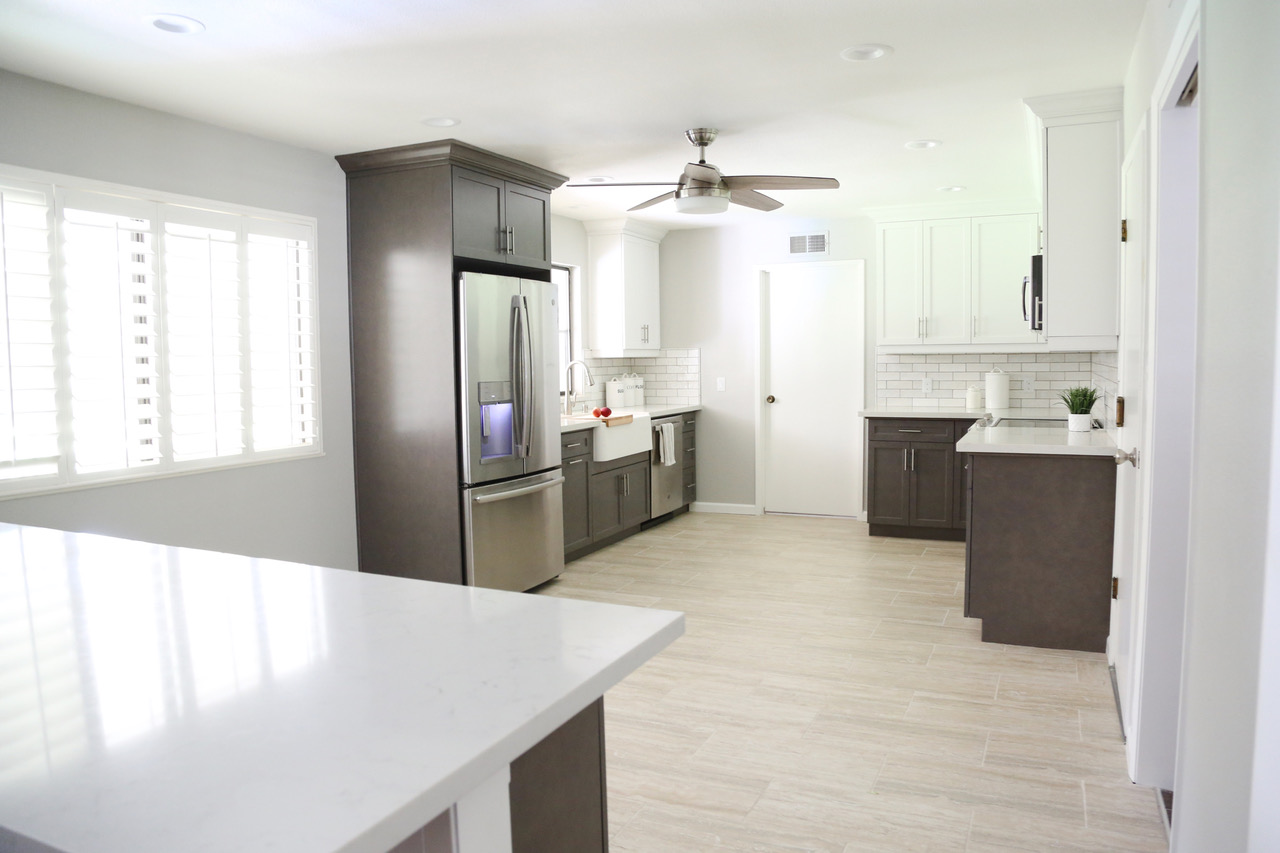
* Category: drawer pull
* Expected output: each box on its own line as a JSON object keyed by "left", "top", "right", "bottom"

{"left": 686, "top": 446, "right": 695, "bottom": 452}
{"left": 568, "top": 459, "right": 583, "bottom": 465}
{"left": 897, "top": 429, "right": 922, "bottom": 433}
{"left": 564, "top": 441, "right": 584, "bottom": 448}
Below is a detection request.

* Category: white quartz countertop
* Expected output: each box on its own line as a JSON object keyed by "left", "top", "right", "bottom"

{"left": 957, "top": 423, "right": 1118, "bottom": 457}
{"left": 859, "top": 407, "right": 1018, "bottom": 420}
{"left": 0, "top": 524, "right": 684, "bottom": 853}
{"left": 561, "top": 404, "right": 701, "bottom": 433}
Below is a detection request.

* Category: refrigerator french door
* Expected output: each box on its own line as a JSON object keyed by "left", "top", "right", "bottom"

{"left": 458, "top": 272, "right": 565, "bottom": 591}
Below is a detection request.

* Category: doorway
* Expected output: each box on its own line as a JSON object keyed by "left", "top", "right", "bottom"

{"left": 756, "top": 260, "right": 865, "bottom": 517}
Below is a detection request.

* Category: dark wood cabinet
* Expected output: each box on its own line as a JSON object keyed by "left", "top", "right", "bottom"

{"left": 509, "top": 698, "right": 609, "bottom": 853}
{"left": 867, "top": 441, "right": 911, "bottom": 526}
{"left": 561, "top": 433, "right": 592, "bottom": 554}
{"left": 865, "top": 417, "right": 975, "bottom": 540}
{"left": 452, "top": 167, "right": 551, "bottom": 269}
{"left": 965, "top": 452, "right": 1116, "bottom": 652}
{"left": 589, "top": 457, "right": 648, "bottom": 541}
{"left": 336, "top": 140, "right": 565, "bottom": 584}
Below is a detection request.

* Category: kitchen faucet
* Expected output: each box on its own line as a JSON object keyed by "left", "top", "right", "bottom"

{"left": 563, "top": 360, "right": 595, "bottom": 415}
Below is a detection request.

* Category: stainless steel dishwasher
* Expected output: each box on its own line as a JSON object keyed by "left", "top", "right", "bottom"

{"left": 650, "top": 415, "right": 684, "bottom": 518}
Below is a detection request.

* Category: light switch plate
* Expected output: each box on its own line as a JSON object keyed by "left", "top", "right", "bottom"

{"left": 716, "top": 377, "right": 726, "bottom": 392}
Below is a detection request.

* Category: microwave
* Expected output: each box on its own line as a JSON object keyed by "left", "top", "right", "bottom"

{"left": 1024, "top": 254, "right": 1044, "bottom": 331}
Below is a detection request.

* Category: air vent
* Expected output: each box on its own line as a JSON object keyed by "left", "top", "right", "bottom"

{"left": 789, "top": 232, "right": 829, "bottom": 255}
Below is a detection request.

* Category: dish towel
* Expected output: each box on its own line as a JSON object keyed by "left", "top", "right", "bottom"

{"left": 659, "top": 422, "right": 677, "bottom": 466}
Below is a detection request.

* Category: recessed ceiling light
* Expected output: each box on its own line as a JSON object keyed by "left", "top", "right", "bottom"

{"left": 145, "top": 13, "right": 205, "bottom": 34}
{"left": 422, "top": 117, "right": 460, "bottom": 128}
{"left": 905, "top": 139, "right": 941, "bottom": 150}
{"left": 938, "top": 186, "right": 967, "bottom": 192}
{"left": 840, "top": 43, "right": 894, "bottom": 62}
{"left": 584, "top": 176, "right": 613, "bottom": 184}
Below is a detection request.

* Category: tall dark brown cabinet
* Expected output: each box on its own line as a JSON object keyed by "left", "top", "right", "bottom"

{"left": 336, "top": 141, "right": 566, "bottom": 585}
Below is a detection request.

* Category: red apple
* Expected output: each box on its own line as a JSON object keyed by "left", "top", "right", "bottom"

{"left": 601, "top": 407, "right": 612, "bottom": 417}
{"left": 591, "top": 407, "right": 602, "bottom": 417}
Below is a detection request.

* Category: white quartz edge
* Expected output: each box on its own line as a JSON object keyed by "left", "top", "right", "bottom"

{"left": 0, "top": 524, "right": 685, "bottom": 853}
{"left": 957, "top": 425, "right": 1118, "bottom": 457}
{"left": 561, "top": 404, "right": 701, "bottom": 433}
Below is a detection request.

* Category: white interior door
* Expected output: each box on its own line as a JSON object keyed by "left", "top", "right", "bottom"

{"left": 1110, "top": 121, "right": 1151, "bottom": 741}
{"left": 762, "top": 261, "right": 864, "bottom": 516}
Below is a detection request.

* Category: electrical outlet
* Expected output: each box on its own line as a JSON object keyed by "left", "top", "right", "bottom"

{"left": 716, "top": 377, "right": 726, "bottom": 392}
{"left": 922, "top": 377, "right": 933, "bottom": 394}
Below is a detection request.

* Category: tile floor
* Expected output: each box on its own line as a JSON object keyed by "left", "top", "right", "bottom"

{"left": 536, "top": 512, "right": 1169, "bottom": 852}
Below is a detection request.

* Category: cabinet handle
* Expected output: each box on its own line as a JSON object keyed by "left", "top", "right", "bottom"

{"left": 623, "top": 473, "right": 630, "bottom": 497}
{"left": 972, "top": 315, "right": 977, "bottom": 337}
{"left": 506, "top": 226, "right": 515, "bottom": 255}
{"left": 911, "top": 448, "right": 916, "bottom": 471}
{"left": 568, "top": 458, "right": 583, "bottom": 466}
{"left": 565, "top": 441, "right": 583, "bottom": 448}
{"left": 686, "top": 447, "right": 695, "bottom": 452}
{"left": 897, "top": 428, "right": 922, "bottom": 433}
{"left": 903, "top": 449, "right": 908, "bottom": 471}
{"left": 917, "top": 317, "right": 922, "bottom": 338}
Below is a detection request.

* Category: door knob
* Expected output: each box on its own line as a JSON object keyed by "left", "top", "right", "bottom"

{"left": 1115, "top": 448, "right": 1140, "bottom": 468}
{"left": 766, "top": 395, "right": 776, "bottom": 404}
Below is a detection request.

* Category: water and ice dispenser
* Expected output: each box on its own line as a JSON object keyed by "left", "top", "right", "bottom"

{"left": 477, "top": 380, "right": 514, "bottom": 462}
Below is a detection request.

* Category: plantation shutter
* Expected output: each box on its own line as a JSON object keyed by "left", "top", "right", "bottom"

{"left": 0, "top": 181, "right": 59, "bottom": 481}
{"left": 60, "top": 190, "right": 161, "bottom": 474}
{"left": 245, "top": 219, "right": 316, "bottom": 451}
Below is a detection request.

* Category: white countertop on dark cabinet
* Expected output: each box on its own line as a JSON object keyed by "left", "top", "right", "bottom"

{"left": 0, "top": 523, "right": 683, "bottom": 853}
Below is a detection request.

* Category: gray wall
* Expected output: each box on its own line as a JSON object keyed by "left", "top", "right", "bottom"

{"left": 0, "top": 70, "right": 358, "bottom": 570}
{"left": 1174, "top": 0, "right": 1280, "bottom": 848}
{"left": 660, "top": 217, "right": 876, "bottom": 507}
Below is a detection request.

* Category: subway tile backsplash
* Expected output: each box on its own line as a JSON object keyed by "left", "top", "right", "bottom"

{"left": 574, "top": 348, "right": 701, "bottom": 409}
{"left": 875, "top": 351, "right": 1116, "bottom": 421}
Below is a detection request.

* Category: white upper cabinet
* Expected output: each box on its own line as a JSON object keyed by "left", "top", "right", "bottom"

{"left": 585, "top": 219, "right": 667, "bottom": 356}
{"left": 971, "top": 213, "right": 1041, "bottom": 345}
{"left": 1026, "top": 90, "right": 1122, "bottom": 351}
{"left": 922, "top": 219, "right": 972, "bottom": 344}
{"left": 877, "top": 213, "right": 1040, "bottom": 350}
{"left": 877, "top": 221, "right": 923, "bottom": 345}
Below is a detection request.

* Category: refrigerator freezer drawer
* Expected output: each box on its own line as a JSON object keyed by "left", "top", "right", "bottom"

{"left": 463, "top": 470, "right": 566, "bottom": 592}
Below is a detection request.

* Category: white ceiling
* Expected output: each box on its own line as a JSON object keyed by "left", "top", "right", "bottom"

{"left": 0, "top": 0, "right": 1146, "bottom": 228}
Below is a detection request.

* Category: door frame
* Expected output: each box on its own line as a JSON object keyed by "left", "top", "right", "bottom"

{"left": 754, "top": 259, "right": 866, "bottom": 516}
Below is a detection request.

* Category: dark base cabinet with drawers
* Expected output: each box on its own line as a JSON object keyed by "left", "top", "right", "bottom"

{"left": 562, "top": 411, "right": 697, "bottom": 562}
{"left": 865, "top": 417, "right": 976, "bottom": 541}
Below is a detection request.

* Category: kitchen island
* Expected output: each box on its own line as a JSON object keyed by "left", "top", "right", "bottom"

{"left": 957, "top": 421, "right": 1117, "bottom": 651}
{"left": 0, "top": 523, "right": 683, "bottom": 853}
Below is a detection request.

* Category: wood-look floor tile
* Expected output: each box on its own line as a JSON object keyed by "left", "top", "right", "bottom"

{"left": 538, "top": 513, "right": 1166, "bottom": 852}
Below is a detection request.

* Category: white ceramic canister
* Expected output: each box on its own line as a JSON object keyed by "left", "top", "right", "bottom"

{"left": 966, "top": 385, "right": 983, "bottom": 410}
{"left": 623, "top": 373, "right": 639, "bottom": 407}
{"left": 985, "top": 368, "right": 1010, "bottom": 410}
{"left": 630, "top": 373, "right": 645, "bottom": 409}
{"left": 606, "top": 377, "right": 626, "bottom": 410}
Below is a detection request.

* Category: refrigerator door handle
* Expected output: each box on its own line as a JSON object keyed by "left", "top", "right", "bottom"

{"left": 518, "top": 294, "right": 534, "bottom": 457}
{"left": 472, "top": 476, "right": 566, "bottom": 504}
{"left": 509, "top": 295, "right": 525, "bottom": 457}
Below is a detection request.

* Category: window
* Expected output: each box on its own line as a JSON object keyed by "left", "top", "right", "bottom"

{"left": 0, "top": 166, "right": 320, "bottom": 498}
{"left": 552, "top": 265, "right": 576, "bottom": 395}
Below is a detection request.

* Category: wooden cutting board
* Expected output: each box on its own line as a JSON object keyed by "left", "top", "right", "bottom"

{"left": 564, "top": 413, "right": 635, "bottom": 427}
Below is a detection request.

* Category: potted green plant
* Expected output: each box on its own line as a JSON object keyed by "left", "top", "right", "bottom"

{"left": 1058, "top": 386, "right": 1100, "bottom": 432}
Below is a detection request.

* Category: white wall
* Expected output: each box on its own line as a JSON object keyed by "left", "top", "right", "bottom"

{"left": 0, "top": 70, "right": 358, "bottom": 570}
{"left": 660, "top": 217, "right": 877, "bottom": 507}
{"left": 1173, "top": 0, "right": 1280, "bottom": 848}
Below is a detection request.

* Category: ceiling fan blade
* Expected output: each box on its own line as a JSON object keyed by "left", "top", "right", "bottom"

{"left": 683, "top": 162, "right": 722, "bottom": 184}
{"left": 722, "top": 175, "right": 840, "bottom": 191}
{"left": 729, "top": 189, "right": 783, "bottom": 212}
{"left": 628, "top": 191, "right": 677, "bottom": 212}
{"left": 566, "top": 182, "right": 680, "bottom": 188}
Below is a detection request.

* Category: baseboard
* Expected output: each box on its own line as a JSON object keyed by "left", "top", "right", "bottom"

{"left": 690, "top": 502, "right": 761, "bottom": 515}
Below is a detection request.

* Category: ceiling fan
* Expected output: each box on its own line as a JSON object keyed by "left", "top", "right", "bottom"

{"left": 568, "top": 128, "right": 840, "bottom": 214}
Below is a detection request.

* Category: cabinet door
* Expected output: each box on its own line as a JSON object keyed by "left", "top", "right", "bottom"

{"left": 971, "top": 214, "right": 1040, "bottom": 344}
{"left": 562, "top": 457, "right": 591, "bottom": 554}
{"left": 867, "top": 441, "right": 911, "bottom": 525}
{"left": 505, "top": 183, "right": 551, "bottom": 267}
{"left": 922, "top": 219, "right": 971, "bottom": 344}
{"left": 622, "top": 234, "right": 661, "bottom": 350}
{"left": 452, "top": 168, "right": 506, "bottom": 263}
{"left": 588, "top": 470, "right": 623, "bottom": 540}
{"left": 876, "top": 222, "right": 922, "bottom": 344}
{"left": 909, "top": 442, "right": 954, "bottom": 528}
{"left": 618, "top": 461, "right": 650, "bottom": 528}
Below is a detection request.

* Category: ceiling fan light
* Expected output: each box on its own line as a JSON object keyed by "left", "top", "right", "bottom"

{"left": 674, "top": 187, "right": 731, "bottom": 214}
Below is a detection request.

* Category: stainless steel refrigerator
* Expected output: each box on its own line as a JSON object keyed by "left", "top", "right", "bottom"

{"left": 458, "top": 271, "right": 565, "bottom": 591}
